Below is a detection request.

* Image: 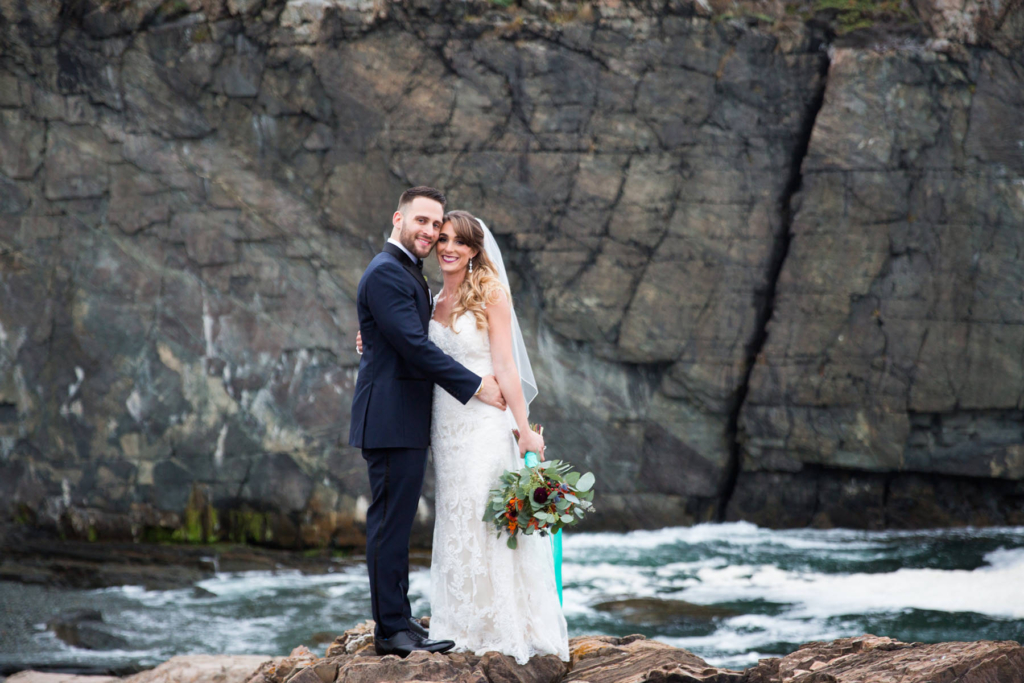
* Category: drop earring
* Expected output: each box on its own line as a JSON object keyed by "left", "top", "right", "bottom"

{"left": 468, "top": 258, "right": 473, "bottom": 273}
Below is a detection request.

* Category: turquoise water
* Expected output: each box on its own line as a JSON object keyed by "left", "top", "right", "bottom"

{"left": 1, "top": 523, "right": 1022, "bottom": 674}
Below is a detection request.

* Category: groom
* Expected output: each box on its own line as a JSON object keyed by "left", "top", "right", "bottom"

{"left": 349, "top": 186, "right": 507, "bottom": 657}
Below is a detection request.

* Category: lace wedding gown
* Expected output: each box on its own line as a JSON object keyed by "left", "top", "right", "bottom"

{"left": 427, "top": 311, "right": 570, "bottom": 665}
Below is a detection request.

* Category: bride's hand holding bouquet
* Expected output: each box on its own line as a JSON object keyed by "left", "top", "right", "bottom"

{"left": 485, "top": 424, "right": 596, "bottom": 549}
{"left": 516, "top": 423, "right": 545, "bottom": 460}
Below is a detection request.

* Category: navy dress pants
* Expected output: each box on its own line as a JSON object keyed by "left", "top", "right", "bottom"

{"left": 362, "top": 447, "right": 427, "bottom": 638}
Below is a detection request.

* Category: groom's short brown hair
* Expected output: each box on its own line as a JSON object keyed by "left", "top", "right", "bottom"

{"left": 398, "top": 186, "right": 446, "bottom": 213}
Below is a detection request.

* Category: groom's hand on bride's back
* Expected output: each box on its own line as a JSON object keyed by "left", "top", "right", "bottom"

{"left": 476, "top": 375, "right": 507, "bottom": 410}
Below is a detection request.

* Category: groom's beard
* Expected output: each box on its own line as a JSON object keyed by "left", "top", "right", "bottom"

{"left": 398, "top": 220, "right": 434, "bottom": 259}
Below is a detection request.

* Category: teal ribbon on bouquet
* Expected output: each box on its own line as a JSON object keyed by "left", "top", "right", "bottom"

{"left": 524, "top": 451, "right": 564, "bottom": 606}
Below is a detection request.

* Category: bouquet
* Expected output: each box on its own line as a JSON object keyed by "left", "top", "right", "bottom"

{"left": 483, "top": 424, "right": 596, "bottom": 549}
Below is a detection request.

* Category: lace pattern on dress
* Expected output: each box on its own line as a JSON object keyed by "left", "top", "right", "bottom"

{"left": 427, "top": 312, "right": 569, "bottom": 665}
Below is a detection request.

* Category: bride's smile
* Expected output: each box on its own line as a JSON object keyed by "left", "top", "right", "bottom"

{"left": 436, "top": 223, "right": 478, "bottom": 274}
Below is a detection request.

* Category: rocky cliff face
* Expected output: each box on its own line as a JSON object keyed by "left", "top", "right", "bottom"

{"left": 734, "top": 36, "right": 1024, "bottom": 528}
{"left": 0, "top": 0, "right": 1022, "bottom": 547}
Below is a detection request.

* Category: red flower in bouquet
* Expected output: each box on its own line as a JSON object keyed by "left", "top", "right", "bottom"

{"left": 482, "top": 427, "right": 597, "bottom": 550}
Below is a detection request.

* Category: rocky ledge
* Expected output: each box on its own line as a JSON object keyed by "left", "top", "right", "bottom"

{"left": 9, "top": 621, "right": 1024, "bottom": 683}
{"left": 0, "top": 524, "right": 371, "bottom": 590}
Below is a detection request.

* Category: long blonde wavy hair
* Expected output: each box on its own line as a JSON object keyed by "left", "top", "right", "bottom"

{"left": 441, "top": 210, "right": 510, "bottom": 332}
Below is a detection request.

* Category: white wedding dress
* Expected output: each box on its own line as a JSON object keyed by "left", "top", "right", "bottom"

{"left": 427, "top": 310, "right": 570, "bottom": 665}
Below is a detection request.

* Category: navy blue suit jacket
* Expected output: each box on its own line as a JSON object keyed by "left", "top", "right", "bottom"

{"left": 348, "top": 243, "right": 482, "bottom": 450}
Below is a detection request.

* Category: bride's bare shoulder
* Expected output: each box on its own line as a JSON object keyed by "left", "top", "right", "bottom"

{"left": 482, "top": 284, "right": 511, "bottom": 321}
{"left": 485, "top": 284, "right": 510, "bottom": 306}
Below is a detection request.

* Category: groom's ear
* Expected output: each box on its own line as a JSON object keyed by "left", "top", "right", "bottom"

{"left": 392, "top": 210, "right": 403, "bottom": 229}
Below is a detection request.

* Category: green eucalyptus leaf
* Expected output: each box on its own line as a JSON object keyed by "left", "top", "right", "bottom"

{"left": 576, "top": 472, "right": 595, "bottom": 492}
{"left": 507, "top": 535, "right": 518, "bottom": 550}
{"left": 560, "top": 513, "right": 574, "bottom": 523}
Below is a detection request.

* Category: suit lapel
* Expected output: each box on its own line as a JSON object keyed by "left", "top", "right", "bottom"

{"left": 382, "top": 242, "right": 433, "bottom": 313}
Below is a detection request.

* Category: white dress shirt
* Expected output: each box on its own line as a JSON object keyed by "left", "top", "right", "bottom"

{"left": 387, "top": 237, "right": 419, "bottom": 265}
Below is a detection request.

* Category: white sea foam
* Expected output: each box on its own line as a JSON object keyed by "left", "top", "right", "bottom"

{"left": 669, "top": 547, "right": 1024, "bottom": 620}
{"left": 418, "top": 529, "right": 1024, "bottom": 623}
{"left": 194, "top": 566, "right": 366, "bottom": 596}
{"left": 661, "top": 612, "right": 850, "bottom": 655}
{"left": 11, "top": 524, "right": 1023, "bottom": 672}
{"left": 564, "top": 522, "right": 1024, "bottom": 554}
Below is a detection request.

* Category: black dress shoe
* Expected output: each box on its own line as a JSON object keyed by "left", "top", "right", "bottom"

{"left": 406, "top": 617, "right": 429, "bottom": 638}
{"left": 374, "top": 629, "right": 455, "bottom": 657}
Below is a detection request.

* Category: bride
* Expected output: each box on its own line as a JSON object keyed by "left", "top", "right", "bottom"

{"left": 425, "top": 210, "right": 569, "bottom": 664}
{"left": 355, "top": 210, "right": 569, "bottom": 662}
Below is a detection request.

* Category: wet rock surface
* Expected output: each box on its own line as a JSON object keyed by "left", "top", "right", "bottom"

{"left": 0, "top": 524, "right": 355, "bottom": 589}
{"left": 592, "top": 597, "right": 739, "bottom": 625}
{"left": 564, "top": 633, "right": 743, "bottom": 682}
{"left": 8, "top": 625, "right": 1023, "bottom": 683}
{"left": 0, "top": 0, "right": 1021, "bottom": 544}
{"left": 744, "top": 635, "right": 1024, "bottom": 683}
{"left": 6, "top": 657, "right": 272, "bottom": 683}
{"left": 46, "top": 610, "right": 129, "bottom": 651}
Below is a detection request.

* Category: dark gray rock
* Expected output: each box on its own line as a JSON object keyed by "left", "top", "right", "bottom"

{"left": 734, "top": 47, "right": 1024, "bottom": 525}
{"left": 593, "top": 597, "right": 739, "bottom": 626}
{"left": 244, "top": 452, "right": 314, "bottom": 515}
{"left": 47, "top": 609, "right": 130, "bottom": 651}
{"left": 0, "top": 0, "right": 62, "bottom": 47}
{"left": 214, "top": 35, "right": 264, "bottom": 97}
{"left": 0, "top": 175, "right": 29, "bottom": 215}
{"left": 0, "top": 110, "right": 45, "bottom": 179}
{"left": 122, "top": 41, "right": 214, "bottom": 138}
{"left": 0, "top": 0, "right": 1021, "bottom": 548}
{"left": 43, "top": 123, "right": 114, "bottom": 200}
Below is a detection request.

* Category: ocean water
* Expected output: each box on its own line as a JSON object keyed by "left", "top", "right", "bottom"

{"left": 1, "top": 522, "right": 1023, "bottom": 674}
